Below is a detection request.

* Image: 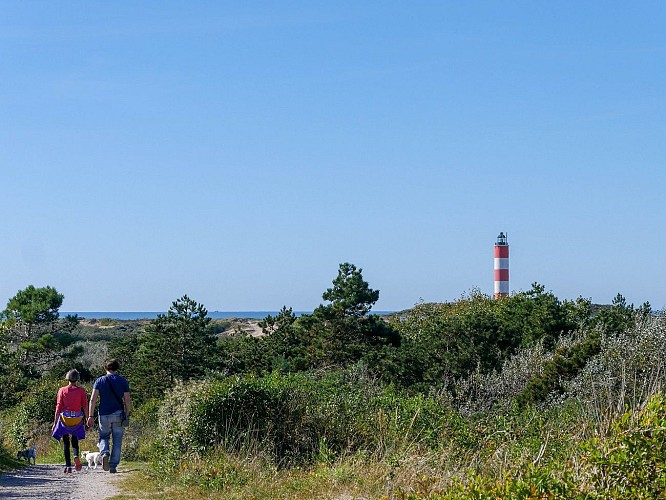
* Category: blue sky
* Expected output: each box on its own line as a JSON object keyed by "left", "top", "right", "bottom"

{"left": 1, "top": 2, "right": 664, "bottom": 312}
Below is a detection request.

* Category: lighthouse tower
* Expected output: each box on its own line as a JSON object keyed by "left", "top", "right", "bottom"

{"left": 494, "top": 232, "right": 509, "bottom": 299}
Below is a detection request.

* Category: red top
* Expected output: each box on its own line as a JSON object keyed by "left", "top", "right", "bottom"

{"left": 494, "top": 245, "right": 509, "bottom": 258}
{"left": 55, "top": 385, "right": 88, "bottom": 415}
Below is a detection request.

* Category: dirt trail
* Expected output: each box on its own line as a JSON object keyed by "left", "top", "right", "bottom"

{"left": 0, "top": 464, "right": 124, "bottom": 499}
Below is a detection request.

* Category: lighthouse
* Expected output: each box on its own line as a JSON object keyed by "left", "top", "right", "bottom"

{"left": 494, "top": 232, "right": 509, "bottom": 299}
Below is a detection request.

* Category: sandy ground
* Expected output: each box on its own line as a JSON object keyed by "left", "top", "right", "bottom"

{"left": 0, "top": 464, "right": 124, "bottom": 500}
{"left": 229, "top": 318, "right": 264, "bottom": 337}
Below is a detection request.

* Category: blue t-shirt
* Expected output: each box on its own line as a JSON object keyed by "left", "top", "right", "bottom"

{"left": 93, "top": 374, "right": 130, "bottom": 416}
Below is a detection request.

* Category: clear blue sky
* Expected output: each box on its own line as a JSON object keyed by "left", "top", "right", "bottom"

{"left": 1, "top": 2, "right": 664, "bottom": 312}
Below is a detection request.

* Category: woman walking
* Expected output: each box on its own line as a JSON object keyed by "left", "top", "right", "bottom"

{"left": 52, "top": 369, "right": 89, "bottom": 473}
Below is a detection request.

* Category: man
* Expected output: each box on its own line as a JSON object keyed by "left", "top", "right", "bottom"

{"left": 87, "top": 359, "right": 131, "bottom": 473}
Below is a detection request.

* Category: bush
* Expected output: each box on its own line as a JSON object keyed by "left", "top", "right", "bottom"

{"left": 398, "top": 393, "right": 666, "bottom": 499}
{"left": 4, "top": 379, "right": 62, "bottom": 448}
{"left": 121, "top": 397, "right": 162, "bottom": 461}
{"left": 565, "top": 312, "right": 666, "bottom": 428}
{"left": 516, "top": 330, "right": 601, "bottom": 407}
{"left": 580, "top": 392, "right": 666, "bottom": 498}
{"left": 153, "top": 372, "right": 457, "bottom": 475}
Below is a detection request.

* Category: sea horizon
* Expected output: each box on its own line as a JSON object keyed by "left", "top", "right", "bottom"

{"left": 62, "top": 311, "right": 395, "bottom": 320}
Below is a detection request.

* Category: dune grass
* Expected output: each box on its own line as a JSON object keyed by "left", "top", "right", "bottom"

{"left": 114, "top": 454, "right": 390, "bottom": 500}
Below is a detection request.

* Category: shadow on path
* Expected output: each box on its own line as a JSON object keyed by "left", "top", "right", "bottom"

{"left": 0, "top": 464, "right": 121, "bottom": 500}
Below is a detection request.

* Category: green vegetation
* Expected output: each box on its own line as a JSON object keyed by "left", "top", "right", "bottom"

{"left": 1, "top": 268, "right": 663, "bottom": 499}
{"left": 130, "top": 295, "right": 217, "bottom": 402}
{"left": 0, "top": 441, "right": 21, "bottom": 472}
{"left": 0, "top": 285, "right": 79, "bottom": 409}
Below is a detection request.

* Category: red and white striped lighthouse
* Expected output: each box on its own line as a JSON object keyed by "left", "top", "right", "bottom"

{"left": 494, "top": 232, "right": 509, "bottom": 299}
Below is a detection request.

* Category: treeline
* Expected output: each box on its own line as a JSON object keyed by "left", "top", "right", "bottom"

{"left": 1, "top": 264, "right": 663, "bottom": 498}
{"left": 111, "top": 269, "right": 648, "bottom": 408}
{"left": 0, "top": 264, "right": 646, "bottom": 408}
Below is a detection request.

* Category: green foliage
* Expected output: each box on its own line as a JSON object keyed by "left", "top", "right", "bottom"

{"left": 380, "top": 285, "right": 590, "bottom": 393}
{"left": 385, "top": 295, "right": 508, "bottom": 390}
{"left": 74, "top": 318, "right": 148, "bottom": 342}
{"left": 321, "top": 262, "right": 380, "bottom": 318}
{"left": 107, "top": 332, "right": 141, "bottom": 380}
{"left": 153, "top": 371, "right": 454, "bottom": 474}
{"left": 516, "top": 331, "right": 602, "bottom": 407}
{"left": 500, "top": 283, "right": 577, "bottom": 349}
{"left": 132, "top": 295, "right": 216, "bottom": 402}
{"left": 303, "top": 263, "right": 399, "bottom": 369}
{"left": 441, "top": 469, "right": 573, "bottom": 499}
{"left": 593, "top": 293, "right": 640, "bottom": 335}
{"left": 580, "top": 392, "right": 666, "bottom": 498}
{"left": 555, "top": 311, "right": 666, "bottom": 438}
{"left": 257, "top": 307, "right": 309, "bottom": 373}
{"left": 1, "top": 269, "right": 663, "bottom": 500}
{"left": 3, "top": 379, "right": 62, "bottom": 448}
{"left": 43, "top": 359, "right": 93, "bottom": 383}
{"left": 259, "top": 306, "right": 309, "bottom": 373}
{"left": 0, "top": 441, "right": 22, "bottom": 472}
{"left": 3, "top": 285, "right": 63, "bottom": 324}
{"left": 436, "top": 393, "right": 666, "bottom": 499}
{"left": 214, "top": 264, "right": 400, "bottom": 376}
{"left": 209, "top": 280, "right": 596, "bottom": 400}
{"left": 214, "top": 307, "right": 306, "bottom": 377}
{"left": 1, "top": 285, "right": 79, "bottom": 377}
{"left": 0, "top": 347, "right": 28, "bottom": 410}
{"left": 121, "top": 397, "right": 162, "bottom": 461}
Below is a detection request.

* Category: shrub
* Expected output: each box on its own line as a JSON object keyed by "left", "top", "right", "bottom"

{"left": 564, "top": 312, "right": 666, "bottom": 428}
{"left": 154, "top": 374, "right": 334, "bottom": 472}
{"left": 121, "top": 397, "right": 162, "bottom": 461}
{"left": 448, "top": 340, "right": 553, "bottom": 415}
{"left": 153, "top": 372, "right": 457, "bottom": 475}
{"left": 516, "top": 330, "right": 601, "bottom": 407}
{"left": 4, "top": 379, "right": 62, "bottom": 448}
{"left": 579, "top": 392, "right": 666, "bottom": 498}
{"left": 397, "top": 393, "right": 666, "bottom": 499}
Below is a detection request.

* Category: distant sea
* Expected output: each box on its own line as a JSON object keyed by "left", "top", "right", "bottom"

{"left": 62, "top": 311, "right": 395, "bottom": 320}
{"left": 62, "top": 311, "right": 301, "bottom": 320}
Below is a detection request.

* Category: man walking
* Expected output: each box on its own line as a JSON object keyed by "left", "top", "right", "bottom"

{"left": 87, "top": 359, "right": 131, "bottom": 473}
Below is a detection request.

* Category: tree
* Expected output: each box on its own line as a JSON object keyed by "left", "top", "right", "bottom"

{"left": 132, "top": 295, "right": 216, "bottom": 401}
{"left": 321, "top": 263, "right": 380, "bottom": 319}
{"left": 260, "top": 306, "right": 298, "bottom": 336}
{"left": 594, "top": 293, "right": 637, "bottom": 335}
{"left": 0, "top": 328, "right": 25, "bottom": 409}
{"left": 259, "top": 306, "right": 309, "bottom": 372}
{"left": 1, "top": 285, "right": 79, "bottom": 377}
{"left": 106, "top": 332, "right": 141, "bottom": 384}
{"left": 308, "top": 263, "right": 399, "bottom": 368}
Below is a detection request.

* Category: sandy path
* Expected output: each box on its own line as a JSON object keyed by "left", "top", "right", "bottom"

{"left": 0, "top": 464, "right": 124, "bottom": 499}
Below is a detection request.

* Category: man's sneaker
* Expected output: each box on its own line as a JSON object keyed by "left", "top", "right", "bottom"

{"left": 64, "top": 467, "right": 72, "bottom": 474}
{"left": 109, "top": 467, "right": 117, "bottom": 473}
{"left": 102, "top": 454, "right": 110, "bottom": 471}
{"left": 74, "top": 456, "right": 82, "bottom": 471}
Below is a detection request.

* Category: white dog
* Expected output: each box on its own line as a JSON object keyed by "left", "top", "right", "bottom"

{"left": 17, "top": 446, "right": 37, "bottom": 465}
{"left": 82, "top": 442, "right": 104, "bottom": 469}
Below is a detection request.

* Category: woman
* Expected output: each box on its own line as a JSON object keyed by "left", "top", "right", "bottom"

{"left": 52, "top": 369, "right": 89, "bottom": 473}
